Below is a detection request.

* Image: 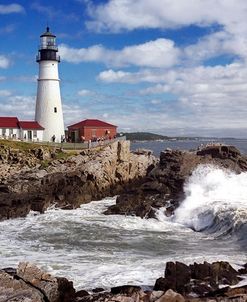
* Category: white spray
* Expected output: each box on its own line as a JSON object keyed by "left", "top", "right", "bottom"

{"left": 174, "top": 164, "right": 247, "bottom": 234}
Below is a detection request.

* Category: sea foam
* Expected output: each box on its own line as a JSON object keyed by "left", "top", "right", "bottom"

{"left": 174, "top": 164, "right": 247, "bottom": 240}
{"left": 0, "top": 165, "right": 246, "bottom": 289}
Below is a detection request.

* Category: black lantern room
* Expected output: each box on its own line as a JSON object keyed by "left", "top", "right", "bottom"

{"left": 36, "top": 27, "right": 60, "bottom": 62}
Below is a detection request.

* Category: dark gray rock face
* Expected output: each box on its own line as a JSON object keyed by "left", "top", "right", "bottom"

{"left": 154, "top": 261, "right": 241, "bottom": 297}
{"left": 105, "top": 144, "right": 247, "bottom": 218}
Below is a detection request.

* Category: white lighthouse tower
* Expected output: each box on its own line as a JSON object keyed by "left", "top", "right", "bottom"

{"left": 35, "top": 27, "right": 64, "bottom": 142}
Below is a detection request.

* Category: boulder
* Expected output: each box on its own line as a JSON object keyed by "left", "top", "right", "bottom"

{"left": 154, "top": 262, "right": 191, "bottom": 295}
{"left": 154, "top": 261, "right": 241, "bottom": 298}
{"left": 17, "top": 262, "right": 76, "bottom": 302}
{"left": 156, "top": 289, "right": 185, "bottom": 302}
{"left": 0, "top": 270, "right": 44, "bottom": 302}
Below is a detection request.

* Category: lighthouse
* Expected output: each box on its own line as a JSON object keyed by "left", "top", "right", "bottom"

{"left": 35, "top": 27, "right": 64, "bottom": 142}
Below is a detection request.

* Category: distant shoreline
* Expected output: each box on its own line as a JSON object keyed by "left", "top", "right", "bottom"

{"left": 119, "top": 132, "right": 240, "bottom": 142}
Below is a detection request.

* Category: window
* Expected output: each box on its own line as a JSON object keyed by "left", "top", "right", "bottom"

{"left": 33, "top": 130, "right": 37, "bottom": 138}
{"left": 9, "top": 129, "right": 13, "bottom": 135}
{"left": 54, "top": 107, "right": 57, "bottom": 113}
{"left": 2, "top": 129, "right": 6, "bottom": 136}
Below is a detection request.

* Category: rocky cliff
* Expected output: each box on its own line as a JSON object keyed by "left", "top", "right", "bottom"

{"left": 105, "top": 144, "right": 247, "bottom": 218}
{"left": 0, "top": 140, "right": 156, "bottom": 220}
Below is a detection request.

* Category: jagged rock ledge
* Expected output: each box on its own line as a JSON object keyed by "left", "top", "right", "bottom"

{"left": 104, "top": 144, "right": 247, "bottom": 218}
{"left": 0, "top": 140, "right": 157, "bottom": 221}
{"left": 1, "top": 261, "right": 247, "bottom": 301}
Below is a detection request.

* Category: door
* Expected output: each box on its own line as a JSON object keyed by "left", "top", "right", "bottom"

{"left": 71, "top": 131, "right": 75, "bottom": 142}
{"left": 27, "top": 130, "right": 32, "bottom": 140}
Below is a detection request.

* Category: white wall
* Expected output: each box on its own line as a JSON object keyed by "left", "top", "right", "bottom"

{"left": 0, "top": 128, "right": 43, "bottom": 141}
{"left": 0, "top": 128, "right": 19, "bottom": 139}
{"left": 35, "top": 60, "right": 64, "bottom": 142}
{"left": 21, "top": 129, "right": 43, "bottom": 141}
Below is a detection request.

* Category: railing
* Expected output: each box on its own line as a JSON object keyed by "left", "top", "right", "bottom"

{"left": 39, "top": 45, "right": 58, "bottom": 51}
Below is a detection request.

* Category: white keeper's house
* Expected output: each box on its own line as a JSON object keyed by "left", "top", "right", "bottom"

{"left": 0, "top": 27, "right": 64, "bottom": 143}
{"left": 0, "top": 117, "right": 44, "bottom": 141}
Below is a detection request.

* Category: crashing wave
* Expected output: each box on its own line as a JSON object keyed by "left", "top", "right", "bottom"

{"left": 173, "top": 164, "right": 247, "bottom": 242}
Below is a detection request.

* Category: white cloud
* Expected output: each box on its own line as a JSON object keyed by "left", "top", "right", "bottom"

{"left": 102, "top": 112, "right": 109, "bottom": 118}
{"left": 85, "top": 0, "right": 247, "bottom": 64}
{"left": 97, "top": 62, "right": 247, "bottom": 136}
{"left": 0, "top": 90, "right": 11, "bottom": 97}
{"left": 0, "top": 4, "right": 25, "bottom": 14}
{"left": 98, "top": 70, "right": 135, "bottom": 83}
{"left": 85, "top": 0, "right": 247, "bottom": 34}
{"left": 63, "top": 103, "right": 90, "bottom": 126}
{"left": 140, "top": 63, "right": 247, "bottom": 130}
{"left": 98, "top": 69, "right": 175, "bottom": 84}
{"left": 78, "top": 89, "right": 95, "bottom": 96}
{"left": 0, "top": 55, "right": 10, "bottom": 69}
{"left": 59, "top": 38, "right": 180, "bottom": 68}
{"left": 183, "top": 31, "right": 247, "bottom": 63}
{"left": 0, "top": 95, "right": 35, "bottom": 119}
{"left": 150, "top": 99, "right": 162, "bottom": 105}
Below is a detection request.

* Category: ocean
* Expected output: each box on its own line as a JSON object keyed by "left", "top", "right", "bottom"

{"left": 131, "top": 138, "right": 247, "bottom": 157}
{"left": 0, "top": 139, "right": 246, "bottom": 290}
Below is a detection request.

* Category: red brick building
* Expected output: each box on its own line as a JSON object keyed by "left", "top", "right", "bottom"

{"left": 67, "top": 119, "right": 117, "bottom": 142}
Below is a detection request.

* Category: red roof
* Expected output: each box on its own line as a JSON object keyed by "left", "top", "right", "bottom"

{"left": 0, "top": 117, "right": 19, "bottom": 128}
{"left": 0, "top": 117, "right": 44, "bottom": 130}
{"left": 68, "top": 119, "right": 117, "bottom": 129}
{"left": 19, "top": 121, "right": 44, "bottom": 130}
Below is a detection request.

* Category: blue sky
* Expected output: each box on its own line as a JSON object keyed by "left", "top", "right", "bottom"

{"left": 1, "top": 1, "right": 247, "bottom": 137}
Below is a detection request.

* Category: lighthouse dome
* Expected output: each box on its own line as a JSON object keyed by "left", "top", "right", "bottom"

{"left": 40, "top": 26, "right": 56, "bottom": 38}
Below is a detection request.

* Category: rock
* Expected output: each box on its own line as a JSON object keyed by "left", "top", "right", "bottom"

{"left": 211, "top": 261, "right": 239, "bottom": 285}
{"left": 32, "top": 147, "right": 51, "bottom": 160}
{"left": 154, "top": 261, "right": 242, "bottom": 298}
{"left": 133, "top": 149, "right": 153, "bottom": 156}
{"left": 1, "top": 267, "right": 17, "bottom": 276}
{"left": 149, "top": 290, "right": 164, "bottom": 302}
{"left": 0, "top": 185, "right": 10, "bottom": 193}
{"left": 1, "top": 260, "right": 246, "bottom": 302}
{"left": 111, "top": 285, "right": 142, "bottom": 295}
{"left": 0, "top": 141, "right": 156, "bottom": 220}
{"left": 117, "top": 140, "right": 131, "bottom": 162}
{"left": 92, "top": 287, "right": 105, "bottom": 293}
{"left": 225, "top": 285, "right": 247, "bottom": 298}
{"left": 238, "top": 263, "right": 247, "bottom": 274}
{"left": 190, "top": 261, "right": 212, "bottom": 280}
{"left": 0, "top": 270, "right": 46, "bottom": 302}
{"left": 154, "top": 262, "right": 191, "bottom": 295}
{"left": 156, "top": 289, "right": 185, "bottom": 302}
{"left": 76, "top": 289, "right": 90, "bottom": 298}
{"left": 196, "top": 144, "right": 241, "bottom": 159}
{"left": 17, "top": 262, "right": 76, "bottom": 302}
